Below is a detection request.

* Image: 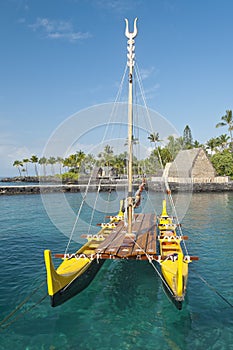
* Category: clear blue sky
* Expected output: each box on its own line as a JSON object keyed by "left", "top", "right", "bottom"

{"left": 0, "top": 0, "right": 232, "bottom": 176}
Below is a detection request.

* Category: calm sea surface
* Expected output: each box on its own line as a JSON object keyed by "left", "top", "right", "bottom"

{"left": 0, "top": 191, "right": 233, "bottom": 350}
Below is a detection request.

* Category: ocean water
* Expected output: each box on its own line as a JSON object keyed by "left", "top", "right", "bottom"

{"left": 0, "top": 181, "right": 38, "bottom": 186}
{"left": 0, "top": 191, "right": 233, "bottom": 350}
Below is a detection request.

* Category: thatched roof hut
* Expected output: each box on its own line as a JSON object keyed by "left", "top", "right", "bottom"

{"left": 167, "top": 148, "right": 215, "bottom": 179}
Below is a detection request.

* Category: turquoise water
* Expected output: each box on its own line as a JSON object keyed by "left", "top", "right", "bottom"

{"left": 0, "top": 181, "right": 38, "bottom": 186}
{"left": 0, "top": 191, "right": 233, "bottom": 350}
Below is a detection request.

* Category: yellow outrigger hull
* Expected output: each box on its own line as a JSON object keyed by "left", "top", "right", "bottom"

{"left": 158, "top": 200, "right": 190, "bottom": 309}
{"left": 44, "top": 206, "right": 124, "bottom": 307}
{"left": 44, "top": 248, "right": 105, "bottom": 307}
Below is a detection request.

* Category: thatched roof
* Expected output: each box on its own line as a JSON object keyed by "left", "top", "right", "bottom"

{"left": 168, "top": 148, "right": 215, "bottom": 178}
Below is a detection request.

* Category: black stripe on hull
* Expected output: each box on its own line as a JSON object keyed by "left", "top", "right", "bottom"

{"left": 162, "top": 281, "right": 183, "bottom": 310}
{"left": 51, "top": 259, "right": 105, "bottom": 307}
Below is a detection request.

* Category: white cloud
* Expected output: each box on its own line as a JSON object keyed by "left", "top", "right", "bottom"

{"left": 29, "top": 18, "right": 92, "bottom": 42}
{"left": 95, "top": 0, "right": 141, "bottom": 12}
{"left": 0, "top": 144, "right": 31, "bottom": 176}
{"left": 139, "top": 67, "right": 155, "bottom": 80}
{"left": 0, "top": 130, "right": 43, "bottom": 176}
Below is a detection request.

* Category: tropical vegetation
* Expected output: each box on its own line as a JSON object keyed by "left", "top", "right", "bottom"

{"left": 12, "top": 110, "right": 233, "bottom": 180}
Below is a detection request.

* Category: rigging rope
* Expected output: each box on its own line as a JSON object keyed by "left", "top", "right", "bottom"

{"left": 102, "top": 64, "right": 128, "bottom": 143}
{"left": 87, "top": 180, "right": 102, "bottom": 235}
{"left": 64, "top": 66, "right": 129, "bottom": 254}
{"left": 126, "top": 234, "right": 175, "bottom": 296}
{"left": 193, "top": 270, "right": 233, "bottom": 308}
{"left": 0, "top": 294, "right": 47, "bottom": 331}
{"left": 0, "top": 280, "right": 46, "bottom": 331}
{"left": 64, "top": 167, "right": 96, "bottom": 255}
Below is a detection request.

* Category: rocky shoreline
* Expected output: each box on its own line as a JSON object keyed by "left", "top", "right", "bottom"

{"left": 0, "top": 176, "right": 58, "bottom": 183}
{"left": 1, "top": 179, "right": 233, "bottom": 195}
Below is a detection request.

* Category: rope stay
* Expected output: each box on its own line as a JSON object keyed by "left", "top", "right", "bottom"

{"left": 87, "top": 179, "right": 102, "bottom": 235}
{"left": 126, "top": 234, "right": 175, "bottom": 296}
{"left": 193, "top": 270, "right": 233, "bottom": 308}
{"left": 64, "top": 65, "right": 129, "bottom": 254}
{"left": 64, "top": 170, "right": 94, "bottom": 255}
{"left": 101, "top": 64, "right": 128, "bottom": 144}
{"left": 0, "top": 281, "right": 46, "bottom": 331}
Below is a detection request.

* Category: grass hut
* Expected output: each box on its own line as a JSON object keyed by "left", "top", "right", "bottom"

{"left": 167, "top": 148, "right": 216, "bottom": 181}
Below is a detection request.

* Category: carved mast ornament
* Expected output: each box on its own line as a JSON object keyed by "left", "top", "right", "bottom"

{"left": 125, "top": 18, "right": 138, "bottom": 72}
{"left": 125, "top": 18, "right": 138, "bottom": 237}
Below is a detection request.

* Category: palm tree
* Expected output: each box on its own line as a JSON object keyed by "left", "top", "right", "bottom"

{"left": 205, "top": 137, "right": 219, "bottom": 154}
{"left": 39, "top": 157, "right": 47, "bottom": 176}
{"left": 23, "top": 158, "right": 30, "bottom": 176}
{"left": 216, "top": 134, "right": 230, "bottom": 151}
{"left": 63, "top": 157, "right": 70, "bottom": 172}
{"left": 13, "top": 160, "right": 23, "bottom": 177}
{"left": 113, "top": 154, "right": 126, "bottom": 176}
{"left": 30, "top": 155, "right": 39, "bottom": 177}
{"left": 63, "top": 151, "right": 86, "bottom": 173}
{"left": 216, "top": 110, "right": 233, "bottom": 151}
{"left": 67, "top": 154, "right": 77, "bottom": 169}
{"left": 148, "top": 132, "right": 161, "bottom": 146}
{"left": 166, "top": 135, "right": 183, "bottom": 161}
{"left": 48, "top": 156, "right": 57, "bottom": 175}
{"left": 56, "top": 157, "right": 64, "bottom": 175}
{"left": 76, "top": 150, "right": 86, "bottom": 171}
{"left": 193, "top": 140, "right": 203, "bottom": 148}
{"left": 148, "top": 132, "right": 163, "bottom": 169}
{"left": 83, "top": 154, "right": 95, "bottom": 174}
{"left": 98, "top": 145, "right": 114, "bottom": 166}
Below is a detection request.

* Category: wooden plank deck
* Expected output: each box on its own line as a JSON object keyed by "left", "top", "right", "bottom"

{"left": 95, "top": 213, "right": 157, "bottom": 258}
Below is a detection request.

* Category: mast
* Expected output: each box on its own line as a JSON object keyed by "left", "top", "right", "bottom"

{"left": 125, "top": 18, "right": 138, "bottom": 236}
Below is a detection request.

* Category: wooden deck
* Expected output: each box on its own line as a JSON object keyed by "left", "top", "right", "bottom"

{"left": 95, "top": 213, "right": 157, "bottom": 259}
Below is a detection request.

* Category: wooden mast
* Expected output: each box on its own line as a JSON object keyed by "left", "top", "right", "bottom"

{"left": 125, "top": 18, "right": 138, "bottom": 236}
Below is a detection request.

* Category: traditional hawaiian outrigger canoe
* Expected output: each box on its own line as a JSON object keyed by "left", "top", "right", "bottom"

{"left": 44, "top": 18, "right": 198, "bottom": 310}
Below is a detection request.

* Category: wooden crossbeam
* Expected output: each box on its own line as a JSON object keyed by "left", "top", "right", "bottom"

{"left": 96, "top": 220, "right": 126, "bottom": 254}
{"left": 145, "top": 213, "right": 157, "bottom": 254}
{"left": 95, "top": 213, "right": 157, "bottom": 258}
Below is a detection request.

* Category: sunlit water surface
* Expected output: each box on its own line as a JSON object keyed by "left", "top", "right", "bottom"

{"left": 0, "top": 191, "right": 233, "bottom": 349}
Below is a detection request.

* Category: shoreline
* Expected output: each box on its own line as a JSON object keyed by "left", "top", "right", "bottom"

{"left": 1, "top": 181, "right": 233, "bottom": 195}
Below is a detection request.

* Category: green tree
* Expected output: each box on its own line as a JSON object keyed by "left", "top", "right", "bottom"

{"left": 211, "top": 150, "right": 233, "bottom": 177}
{"left": 76, "top": 150, "right": 86, "bottom": 171}
{"left": 63, "top": 151, "right": 86, "bottom": 174}
{"left": 83, "top": 154, "right": 95, "bottom": 174}
{"left": 216, "top": 110, "right": 233, "bottom": 151}
{"left": 216, "top": 134, "right": 230, "bottom": 151}
{"left": 166, "top": 135, "right": 183, "bottom": 160}
{"left": 113, "top": 152, "right": 127, "bottom": 175}
{"left": 63, "top": 157, "right": 71, "bottom": 172}
{"left": 13, "top": 160, "right": 23, "bottom": 177}
{"left": 148, "top": 132, "right": 163, "bottom": 167}
{"left": 48, "top": 156, "right": 57, "bottom": 175}
{"left": 193, "top": 140, "right": 202, "bottom": 148}
{"left": 183, "top": 125, "right": 193, "bottom": 149}
{"left": 23, "top": 158, "right": 30, "bottom": 176}
{"left": 98, "top": 145, "right": 114, "bottom": 166}
{"left": 30, "top": 155, "right": 39, "bottom": 177}
{"left": 206, "top": 137, "right": 219, "bottom": 154}
{"left": 39, "top": 157, "right": 47, "bottom": 176}
{"left": 56, "top": 157, "right": 64, "bottom": 175}
{"left": 148, "top": 132, "right": 161, "bottom": 146}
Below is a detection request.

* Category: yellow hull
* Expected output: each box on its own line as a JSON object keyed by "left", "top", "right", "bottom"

{"left": 44, "top": 206, "right": 124, "bottom": 306}
{"left": 160, "top": 253, "right": 189, "bottom": 299}
{"left": 44, "top": 247, "right": 94, "bottom": 297}
{"left": 158, "top": 200, "right": 189, "bottom": 308}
